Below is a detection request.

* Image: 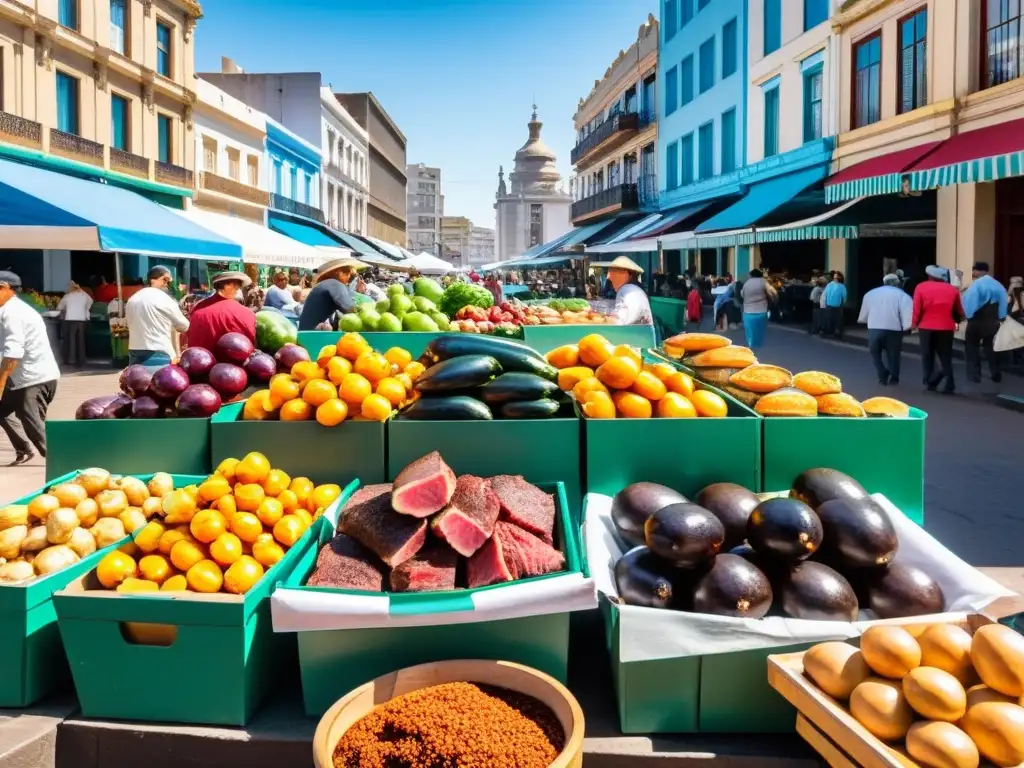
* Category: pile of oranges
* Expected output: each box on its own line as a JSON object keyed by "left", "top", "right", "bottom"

{"left": 546, "top": 334, "right": 729, "bottom": 419}
{"left": 243, "top": 334, "right": 423, "bottom": 426}
{"left": 94, "top": 452, "right": 341, "bottom": 596}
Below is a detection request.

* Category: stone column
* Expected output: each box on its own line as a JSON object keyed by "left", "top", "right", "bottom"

{"left": 937, "top": 184, "right": 995, "bottom": 279}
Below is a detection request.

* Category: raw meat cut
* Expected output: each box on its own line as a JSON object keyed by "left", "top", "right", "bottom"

{"left": 430, "top": 475, "right": 501, "bottom": 557}
{"left": 489, "top": 475, "right": 556, "bottom": 544}
{"left": 339, "top": 486, "right": 427, "bottom": 567}
{"left": 390, "top": 539, "right": 459, "bottom": 593}
{"left": 466, "top": 536, "right": 512, "bottom": 588}
{"left": 342, "top": 483, "right": 395, "bottom": 512}
{"left": 391, "top": 451, "right": 457, "bottom": 518}
{"left": 306, "top": 534, "right": 385, "bottom": 591}
{"left": 467, "top": 522, "right": 565, "bottom": 588}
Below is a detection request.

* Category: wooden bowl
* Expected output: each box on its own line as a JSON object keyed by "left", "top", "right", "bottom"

{"left": 312, "top": 659, "right": 585, "bottom": 768}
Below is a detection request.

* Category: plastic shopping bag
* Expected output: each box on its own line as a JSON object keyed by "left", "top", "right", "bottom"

{"left": 994, "top": 316, "right": 1024, "bottom": 352}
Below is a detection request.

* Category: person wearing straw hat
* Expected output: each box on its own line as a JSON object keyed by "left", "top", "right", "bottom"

{"left": 185, "top": 271, "right": 255, "bottom": 353}
{"left": 592, "top": 256, "right": 652, "bottom": 325}
{"left": 298, "top": 256, "right": 368, "bottom": 331}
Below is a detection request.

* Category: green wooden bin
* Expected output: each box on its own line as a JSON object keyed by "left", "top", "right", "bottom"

{"left": 210, "top": 403, "right": 386, "bottom": 487}
{"left": 520, "top": 324, "right": 656, "bottom": 355}
{"left": 52, "top": 484, "right": 352, "bottom": 726}
{"left": 760, "top": 408, "right": 928, "bottom": 525}
{"left": 298, "top": 331, "right": 446, "bottom": 359}
{"left": 0, "top": 471, "right": 136, "bottom": 708}
{"left": 279, "top": 482, "right": 585, "bottom": 716}
{"left": 45, "top": 417, "right": 212, "bottom": 481}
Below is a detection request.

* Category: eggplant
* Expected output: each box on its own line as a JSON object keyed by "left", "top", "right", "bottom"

{"left": 614, "top": 547, "right": 677, "bottom": 609}
{"left": 414, "top": 355, "right": 502, "bottom": 393}
{"left": 421, "top": 335, "right": 557, "bottom": 381}
{"left": 499, "top": 399, "right": 560, "bottom": 419}
{"left": 644, "top": 503, "right": 725, "bottom": 568}
{"left": 397, "top": 396, "right": 493, "bottom": 421}
{"left": 480, "top": 373, "right": 559, "bottom": 405}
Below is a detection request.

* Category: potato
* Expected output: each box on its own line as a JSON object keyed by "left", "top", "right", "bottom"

{"left": 33, "top": 545, "right": 79, "bottom": 575}
{"left": 50, "top": 483, "right": 88, "bottom": 508}
{"left": 96, "top": 490, "right": 129, "bottom": 518}
{"left": 90, "top": 518, "right": 127, "bottom": 549}
{"left": 119, "top": 507, "right": 147, "bottom": 535}
{"left": 67, "top": 527, "right": 97, "bottom": 558}
{"left": 75, "top": 498, "right": 99, "bottom": 527}
{"left": 141, "top": 497, "right": 163, "bottom": 519}
{"left": 27, "top": 494, "right": 59, "bottom": 522}
{"left": 117, "top": 477, "right": 150, "bottom": 507}
{"left": 148, "top": 472, "right": 174, "bottom": 497}
{"left": 74, "top": 468, "right": 111, "bottom": 497}
{"left": 0, "top": 560, "right": 35, "bottom": 582}
{"left": 46, "top": 508, "right": 80, "bottom": 545}
{"left": 20, "top": 525, "right": 49, "bottom": 553}
{"left": 0, "top": 505, "right": 28, "bottom": 531}
{"left": 0, "top": 525, "right": 27, "bottom": 559}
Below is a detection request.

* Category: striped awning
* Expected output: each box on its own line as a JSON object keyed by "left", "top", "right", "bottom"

{"left": 907, "top": 117, "right": 1024, "bottom": 192}
{"left": 825, "top": 142, "right": 942, "bottom": 203}
{"left": 603, "top": 213, "right": 661, "bottom": 244}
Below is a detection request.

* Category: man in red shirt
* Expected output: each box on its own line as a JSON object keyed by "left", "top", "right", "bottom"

{"left": 912, "top": 265, "right": 965, "bottom": 395}
{"left": 185, "top": 271, "right": 256, "bottom": 353}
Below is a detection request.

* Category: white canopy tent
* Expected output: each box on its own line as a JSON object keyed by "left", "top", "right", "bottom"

{"left": 406, "top": 252, "right": 457, "bottom": 275}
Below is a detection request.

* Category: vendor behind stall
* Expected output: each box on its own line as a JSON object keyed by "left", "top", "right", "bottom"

{"left": 596, "top": 257, "right": 652, "bottom": 325}
{"left": 185, "top": 271, "right": 256, "bottom": 352}
{"left": 298, "top": 257, "right": 367, "bottom": 331}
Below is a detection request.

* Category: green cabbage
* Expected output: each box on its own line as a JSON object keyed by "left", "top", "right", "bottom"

{"left": 438, "top": 283, "right": 494, "bottom": 318}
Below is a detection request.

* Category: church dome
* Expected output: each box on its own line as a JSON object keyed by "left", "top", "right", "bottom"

{"left": 515, "top": 109, "right": 557, "bottom": 162}
{"left": 509, "top": 107, "right": 565, "bottom": 195}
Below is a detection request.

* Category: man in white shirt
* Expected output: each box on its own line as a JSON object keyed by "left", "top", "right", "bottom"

{"left": 125, "top": 266, "right": 189, "bottom": 368}
{"left": 0, "top": 271, "right": 61, "bottom": 465}
{"left": 56, "top": 281, "right": 93, "bottom": 367}
{"left": 601, "top": 256, "right": 652, "bottom": 325}
{"left": 858, "top": 273, "right": 914, "bottom": 386}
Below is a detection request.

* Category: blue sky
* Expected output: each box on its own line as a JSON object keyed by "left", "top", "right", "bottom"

{"left": 194, "top": 0, "right": 657, "bottom": 231}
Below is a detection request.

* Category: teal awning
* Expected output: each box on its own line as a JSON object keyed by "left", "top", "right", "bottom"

{"left": 559, "top": 220, "right": 614, "bottom": 248}
{"left": 695, "top": 165, "right": 828, "bottom": 233}
{"left": 328, "top": 229, "right": 400, "bottom": 260}
{"left": 269, "top": 216, "right": 341, "bottom": 248}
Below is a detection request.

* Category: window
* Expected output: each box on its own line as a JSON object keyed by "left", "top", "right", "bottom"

{"left": 722, "top": 19, "right": 738, "bottom": 78}
{"left": 721, "top": 108, "right": 736, "bottom": 173}
{"left": 59, "top": 0, "right": 77, "bottom": 30}
{"left": 698, "top": 122, "right": 714, "bottom": 180}
{"left": 680, "top": 133, "right": 694, "bottom": 185}
{"left": 763, "top": 85, "right": 780, "bottom": 157}
{"left": 681, "top": 0, "right": 693, "bottom": 27}
{"left": 608, "top": 161, "right": 619, "bottom": 187}
{"left": 665, "top": 0, "right": 677, "bottom": 42}
{"left": 227, "top": 148, "right": 240, "bottom": 180}
{"left": 698, "top": 0, "right": 710, "bottom": 9}
{"left": 417, "top": 216, "right": 435, "bottom": 229}
{"left": 985, "top": 0, "right": 1024, "bottom": 87}
{"left": 56, "top": 71, "right": 79, "bottom": 135}
{"left": 680, "top": 55, "right": 695, "bottom": 105}
{"left": 804, "top": 0, "right": 828, "bottom": 31}
{"left": 110, "top": 94, "right": 129, "bottom": 150}
{"left": 110, "top": 0, "right": 127, "bottom": 54}
{"left": 853, "top": 34, "right": 882, "bottom": 128}
{"left": 699, "top": 37, "right": 715, "bottom": 93}
{"left": 666, "top": 141, "right": 679, "bottom": 190}
{"left": 247, "top": 156, "right": 259, "bottom": 186}
{"left": 898, "top": 9, "right": 927, "bottom": 113}
{"left": 529, "top": 204, "right": 543, "bottom": 247}
{"left": 202, "top": 137, "right": 217, "bottom": 172}
{"left": 764, "top": 0, "right": 781, "bottom": 55}
{"left": 157, "top": 114, "right": 172, "bottom": 163}
{"left": 665, "top": 65, "right": 678, "bottom": 116}
{"left": 804, "top": 68, "right": 823, "bottom": 141}
{"left": 156, "top": 22, "right": 172, "bottom": 77}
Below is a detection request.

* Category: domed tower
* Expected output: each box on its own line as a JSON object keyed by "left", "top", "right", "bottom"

{"left": 509, "top": 107, "right": 564, "bottom": 194}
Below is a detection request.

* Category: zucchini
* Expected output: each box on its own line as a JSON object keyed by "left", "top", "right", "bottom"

{"left": 414, "top": 355, "right": 502, "bottom": 393}
{"left": 423, "top": 335, "right": 557, "bottom": 381}
{"left": 479, "top": 373, "right": 559, "bottom": 405}
{"left": 500, "top": 399, "right": 561, "bottom": 419}
{"left": 398, "top": 396, "right": 493, "bottom": 421}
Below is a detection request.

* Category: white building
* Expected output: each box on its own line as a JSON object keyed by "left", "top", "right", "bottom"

{"left": 468, "top": 226, "right": 496, "bottom": 266}
{"left": 321, "top": 88, "right": 369, "bottom": 235}
{"left": 407, "top": 164, "right": 443, "bottom": 253}
{"left": 494, "top": 108, "right": 572, "bottom": 262}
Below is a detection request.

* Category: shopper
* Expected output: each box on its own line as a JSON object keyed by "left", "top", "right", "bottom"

{"left": 822, "top": 272, "right": 848, "bottom": 339}
{"left": 741, "top": 269, "right": 770, "bottom": 349}
{"left": 912, "top": 265, "right": 965, "bottom": 394}
{"left": 604, "top": 257, "right": 652, "bottom": 325}
{"left": 858, "top": 274, "right": 913, "bottom": 385}
{"left": 0, "top": 270, "right": 61, "bottom": 465}
{"left": 264, "top": 270, "right": 295, "bottom": 311}
{"left": 185, "top": 272, "right": 257, "bottom": 353}
{"left": 961, "top": 261, "right": 1008, "bottom": 384}
{"left": 686, "top": 283, "right": 703, "bottom": 330}
{"left": 56, "top": 281, "right": 93, "bottom": 367}
{"left": 808, "top": 277, "right": 827, "bottom": 335}
{"left": 125, "top": 266, "right": 189, "bottom": 368}
{"left": 298, "top": 257, "right": 367, "bottom": 331}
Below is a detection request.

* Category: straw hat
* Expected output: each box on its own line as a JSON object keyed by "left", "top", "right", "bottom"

{"left": 315, "top": 256, "right": 368, "bottom": 283}
{"left": 590, "top": 256, "right": 644, "bottom": 273}
{"left": 211, "top": 271, "right": 252, "bottom": 288}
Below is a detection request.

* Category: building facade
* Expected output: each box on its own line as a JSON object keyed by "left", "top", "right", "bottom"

{"left": 321, "top": 87, "right": 368, "bottom": 236}
{"left": 407, "top": 164, "right": 443, "bottom": 253}
{"left": 440, "top": 215, "right": 471, "bottom": 266}
{"left": 468, "top": 225, "right": 496, "bottom": 267}
{"left": 335, "top": 92, "right": 408, "bottom": 246}
{"left": 265, "top": 117, "right": 321, "bottom": 221}
{"left": 571, "top": 14, "right": 659, "bottom": 226}
{"left": 494, "top": 108, "right": 572, "bottom": 262}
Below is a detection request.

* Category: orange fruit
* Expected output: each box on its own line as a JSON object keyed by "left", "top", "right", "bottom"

{"left": 645, "top": 362, "right": 677, "bottom": 381}
{"left": 339, "top": 373, "right": 372, "bottom": 405}
{"left": 316, "top": 398, "right": 349, "bottom": 427}
{"left": 96, "top": 550, "right": 138, "bottom": 589}
{"left": 277, "top": 489, "right": 300, "bottom": 514}
{"left": 557, "top": 366, "right": 595, "bottom": 392}
{"left": 596, "top": 355, "right": 641, "bottom": 389}
{"left": 375, "top": 377, "right": 406, "bottom": 407}
{"left": 262, "top": 469, "right": 291, "bottom": 497}
{"left": 243, "top": 390, "right": 278, "bottom": 420}
{"left": 578, "top": 334, "right": 615, "bottom": 368}
{"left": 138, "top": 554, "right": 173, "bottom": 585}
{"left": 292, "top": 360, "right": 326, "bottom": 385}
{"left": 273, "top": 514, "right": 307, "bottom": 548}
{"left": 233, "top": 483, "right": 265, "bottom": 512}
{"left": 657, "top": 392, "right": 698, "bottom": 418}
{"left": 302, "top": 378, "right": 338, "bottom": 408}
{"left": 290, "top": 477, "right": 314, "bottom": 506}
{"left": 117, "top": 578, "right": 160, "bottom": 594}
{"left": 384, "top": 347, "right": 412, "bottom": 370}
{"left": 224, "top": 556, "right": 265, "bottom": 595}
{"left": 395, "top": 372, "right": 414, "bottom": 392}
{"left": 169, "top": 539, "right": 206, "bottom": 572}
{"left": 229, "top": 512, "right": 264, "bottom": 543}
{"left": 257, "top": 498, "right": 285, "bottom": 528}
{"left": 665, "top": 371, "right": 695, "bottom": 397}
{"left": 209, "top": 532, "right": 244, "bottom": 567}
{"left": 161, "top": 574, "right": 188, "bottom": 591}
{"left": 316, "top": 344, "right": 337, "bottom": 368}
{"left": 269, "top": 374, "right": 301, "bottom": 402}
{"left": 361, "top": 393, "right": 392, "bottom": 422}
{"left": 197, "top": 474, "right": 232, "bottom": 504}
{"left": 310, "top": 484, "right": 342, "bottom": 513}
{"left": 612, "top": 391, "right": 653, "bottom": 418}
{"left": 581, "top": 390, "right": 616, "bottom": 419}
{"left": 135, "top": 521, "right": 166, "bottom": 554}
{"left": 215, "top": 493, "right": 238, "bottom": 517}
{"left": 252, "top": 538, "right": 285, "bottom": 568}
{"left": 186, "top": 560, "right": 224, "bottom": 594}
{"left": 354, "top": 352, "right": 391, "bottom": 383}
{"left": 336, "top": 332, "right": 371, "bottom": 361}
{"left": 326, "top": 356, "right": 353, "bottom": 385}
{"left": 235, "top": 452, "right": 271, "bottom": 484}
{"left": 280, "top": 399, "right": 314, "bottom": 421}
{"left": 294, "top": 508, "right": 314, "bottom": 526}
{"left": 613, "top": 344, "right": 643, "bottom": 366}
{"left": 158, "top": 528, "right": 189, "bottom": 555}
{"left": 631, "top": 371, "right": 668, "bottom": 401}
{"left": 215, "top": 457, "right": 240, "bottom": 483}
{"left": 572, "top": 376, "right": 609, "bottom": 402}
{"left": 545, "top": 344, "right": 579, "bottom": 370}
{"left": 690, "top": 389, "right": 728, "bottom": 417}
{"left": 403, "top": 361, "right": 426, "bottom": 380}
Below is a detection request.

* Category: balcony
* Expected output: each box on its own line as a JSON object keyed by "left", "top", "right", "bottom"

{"left": 200, "top": 171, "right": 270, "bottom": 206}
{"left": 571, "top": 111, "right": 653, "bottom": 167}
{"left": 110, "top": 148, "right": 150, "bottom": 179}
{"left": 0, "top": 112, "right": 43, "bottom": 150}
{"left": 50, "top": 129, "right": 103, "bottom": 167}
{"left": 155, "top": 161, "right": 194, "bottom": 188}
{"left": 271, "top": 193, "right": 325, "bottom": 223}
{"left": 571, "top": 183, "right": 639, "bottom": 224}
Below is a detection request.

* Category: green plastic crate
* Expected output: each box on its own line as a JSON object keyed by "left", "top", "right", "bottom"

{"left": 520, "top": 324, "right": 656, "bottom": 355}
{"left": 297, "top": 331, "right": 446, "bottom": 359}
{"left": 760, "top": 409, "right": 928, "bottom": 525}
{"left": 53, "top": 482, "right": 354, "bottom": 726}
{"left": 45, "top": 417, "right": 212, "bottom": 481}
{"left": 280, "top": 482, "right": 584, "bottom": 716}
{"left": 210, "top": 403, "right": 386, "bottom": 487}
{"left": 650, "top": 298, "right": 687, "bottom": 337}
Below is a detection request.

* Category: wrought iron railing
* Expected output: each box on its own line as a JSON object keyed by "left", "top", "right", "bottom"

{"left": 110, "top": 148, "right": 150, "bottom": 177}
{"left": 201, "top": 171, "right": 270, "bottom": 205}
{"left": 50, "top": 129, "right": 103, "bottom": 165}
{"left": 571, "top": 182, "right": 639, "bottom": 221}
{"left": 638, "top": 173, "right": 659, "bottom": 209}
{"left": 271, "top": 193, "right": 325, "bottom": 223}
{"left": 571, "top": 112, "right": 640, "bottom": 165}
{"left": 0, "top": 112, "right": 43, "bottom": 148}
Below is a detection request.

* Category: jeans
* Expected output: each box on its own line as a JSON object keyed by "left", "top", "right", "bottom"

{"left": 868, "top": 329, "right": 904, "bottom": 383}
{"left": 822, "top": 306, "right": 844, "bottom": 337}
{"left": 919, "top": 330, "right": 955, "bottom": 392}
{"left": 965, "top": 303, "right": 1002, "bottom": 382}
{"left": 743, "top": 312, "right": 768, "bottom": 349}
{"left": 0, "top": 380, "right": 57, "bottom": 457}
{"left": 128, "top": 350, "right": 172, "bottom": 369}
{"left": 61, "top": 319, "right": 88, "bottom": 366}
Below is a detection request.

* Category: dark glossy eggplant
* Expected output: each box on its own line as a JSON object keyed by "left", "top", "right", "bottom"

{"left": 777, "top": 561, "right": 859, "bottom": 621}
{"left": 746, "top": 498, "right": 823, "bottom": 561}
{"left": 815, "top": 497, "right": 898, "bottom": 570}
{"left": 695, "top": 482, "right": 761, "bottom": 550}
{"left": 691, "top": 554, "right": 773, "bottom": 619}
{"left": 611, "top": 483, "right": 688, "bottom": 548}
{"left": 644, "top": 502, "right": 724, "bottom": 568}
{"left": 862, "top": 561, "right": 945, "bottom": 619}
{"left": 790, "top": 468, "right": 869, "bottom": 509}
{"left": 614, "top": 547, "right": 677, "bottom": 609}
